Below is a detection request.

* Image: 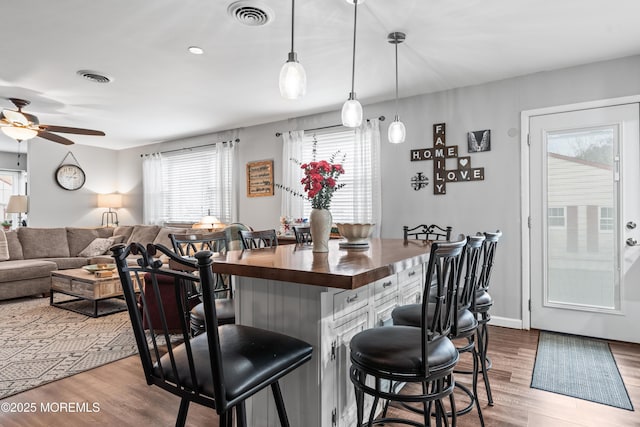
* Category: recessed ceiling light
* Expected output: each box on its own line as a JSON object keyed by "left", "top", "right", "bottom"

{"left": 188, "top": 46, "right": 204, "bottom": 55}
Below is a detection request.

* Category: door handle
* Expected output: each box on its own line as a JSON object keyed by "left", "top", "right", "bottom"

{"left": 627, "top": 221, "right": 637, "bottom": 230}
{"left": 626, "top": 238, "right": 639, "bottom": 247}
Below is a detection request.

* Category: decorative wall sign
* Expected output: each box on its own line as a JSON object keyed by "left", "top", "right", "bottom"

{"left": 468, "top": 129, "right": 491, "bottom": 152}
{"left": 246, "top": 160, "right": 274, "bottom": 197}
{"left": 411, "top": 172, "right": 429, "bottom": 191}
{"left": 410, "top": 123, "right": 484, "bottom": 195}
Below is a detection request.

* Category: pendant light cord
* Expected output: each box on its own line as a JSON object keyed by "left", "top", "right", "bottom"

{"left": 394, "top": 36, "right": 399, "bottom": 114}
{"left": 290, "top": 0, "right": 295, "bottom": 53}
{"left": 350, "top": 0, "right": 358, "bottom": 95}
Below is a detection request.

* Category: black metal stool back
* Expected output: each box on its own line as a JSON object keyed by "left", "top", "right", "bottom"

{"left": 112, "top": 243, "right": 313, "bottom": 427}
{"left": 239, "top": 229, "right": 278, "bottom": 249}
{"left": 403, "top": 224, "right": 452, "bottom": 243}
{"left": 473, "top": 229, "right": 502, "bottom": 407}
{"left": 292, "top": 226, "right": 312, "bottom": 243}
{"left": 170, "top": 232, "right": 234, "bottom": 333}
{"left": 454, "top": 234, "right": 486, "bottom": 335}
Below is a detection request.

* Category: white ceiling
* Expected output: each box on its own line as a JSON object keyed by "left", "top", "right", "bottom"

{"left": 1, "top": 0, "right": 639, "bottom": 153}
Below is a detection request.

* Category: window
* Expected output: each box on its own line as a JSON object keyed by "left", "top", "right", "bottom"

{"left": 548, "top": 207, "right": 566, "bottom": 227}
{"left": 281, "top": 121, "right": 381, "bottom": 228}
{"left": 142, "top": 143, "right": 236, "bottom": 225}
{"left": 600, "top": 206, "right": 614, "bottom": 231}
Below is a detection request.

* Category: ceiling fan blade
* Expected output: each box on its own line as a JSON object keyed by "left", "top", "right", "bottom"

{"left": 37, "top": 131, "right": 74, "bottom": 145}
{"left": 38, "top": 125, "right": 104, "bottom": 136}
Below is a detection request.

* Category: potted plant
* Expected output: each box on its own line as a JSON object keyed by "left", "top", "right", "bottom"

{"left": 1, "top": 220, "right": 11, "bottom": 231}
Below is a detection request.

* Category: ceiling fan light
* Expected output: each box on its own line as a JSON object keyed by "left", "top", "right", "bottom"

{"left": 3, "top": 110, "right": 30, "bottom": 126}
{"left": 344, "top": 0, "right": 365, "bottom": 4}
{"left": 279, "top": 55, "right": 307, "bottom": 99}
{"left": 388, "top": 118, "right": 406, "bottom": 144}
{"left": 2, "top": 126, "right": 37, "bottom": 141}
{"left": 341, "top": 95, "right": 363, "bottom": 128}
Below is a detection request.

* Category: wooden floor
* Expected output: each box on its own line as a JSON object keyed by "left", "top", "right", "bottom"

{"left": 1, "top": 326, "right": 638, "bottom": 426}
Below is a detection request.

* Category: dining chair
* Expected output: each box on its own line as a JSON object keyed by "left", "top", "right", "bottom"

{"left": 349, "top": 236, "right": 467, "bottom": 427}
{"left": 391, "top": 234, "right": 487, "bottom": 426}
{"left": 239, "top": 229, "right": 278, "bottom": 249}
{"left": 292, "top": 226, "right": 312, "bottom": 243}
{"left": 170, "top": 232, "right": 235, "bottom": 335}
{"left": 472, "top": 230, "right": 502, "bottom": 406}
{"left": 112, "top": 243, "right": 313, "bottom": 427}
{"left": 403, "top": 224, "right": 452, "bottom": 243}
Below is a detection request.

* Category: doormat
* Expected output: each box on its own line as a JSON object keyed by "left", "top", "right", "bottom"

{"left": 0, "top": 296, "right": 137, "bottom": 399}
{"left": 531, "top": 331, "right": 633, "bottom": 410}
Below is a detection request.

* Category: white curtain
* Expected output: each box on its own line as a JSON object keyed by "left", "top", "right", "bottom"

{"left": 142, "top": 153, "right": 164, "bottom": 225}
{"left": 212, "top": 141, "right": 237, "bottom": 223}
{"left": 354, "top": 119, "right": 382, "bottom": 237}
{"left": 281, "top": 130, "right": 305, "bottom": 219}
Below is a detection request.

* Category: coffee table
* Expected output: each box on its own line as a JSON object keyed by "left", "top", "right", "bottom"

{"left": 50, "top": 268, "right": 134, "bottom": 317}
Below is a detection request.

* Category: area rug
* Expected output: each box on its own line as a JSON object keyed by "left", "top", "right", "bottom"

{"left": 0, "top": 296, "right": 137, "bottom": 399}
{"left": 531, "top": 331, "right": 633, "bottom": 410}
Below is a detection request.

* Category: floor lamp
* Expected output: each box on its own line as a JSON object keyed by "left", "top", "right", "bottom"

{"left": 98, "top": 193, "right": 122, "bottom": 227}
{"left": 6, "top": 195, "right": 28, "bottom": 227}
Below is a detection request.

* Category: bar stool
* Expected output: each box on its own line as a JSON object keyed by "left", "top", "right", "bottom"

{"left": 403, "top": 224, "right": 452, "bottom": 243}
{"left": 170, "top": 231, "right": 235, "bottom": 335}
{"left": 112, "top": 243, "right": 313, "bottom": 427}
{"left": 472, "top": 230, "right": 502, "bottom": 406}
{"left": 391, "top": 234, "right": 486, "bottom": 426}
{"left": 350, "top": 236, "right": 467, "bottom": 427}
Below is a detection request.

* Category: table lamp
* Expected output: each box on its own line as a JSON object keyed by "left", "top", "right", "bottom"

{"left": 97, "top": 193, "right": 123, "bottom": 227}
{"left": 6, "top": 195, "right": 28, "bottom": 227}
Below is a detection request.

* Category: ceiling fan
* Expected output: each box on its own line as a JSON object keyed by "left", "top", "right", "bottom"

{"left": 0, "top": 98, "right": 105, "bottom": 145}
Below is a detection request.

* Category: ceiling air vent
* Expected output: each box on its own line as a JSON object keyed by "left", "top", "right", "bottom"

{"left": 76, "top": 70, "right": 113, "bottom": 84}
{"left": 227, "top": 1, "right": 274, "bottom": 26}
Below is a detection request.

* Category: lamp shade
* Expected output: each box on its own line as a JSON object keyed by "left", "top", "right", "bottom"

{"left": 388, "top": 119, "right": 406, "bottom": 144}
{"left": 193, "top": 215, "right": 223, "bottom": 230}
{"left": 97, "top": 193, "right": 123, "bottom": 209}
{"left": 6, "top": 195, "right": 28, "bottom": 213}
{"left": 341, "top": 97, "right": 363, "bottom": 128}
{"left": 279, "top": 59, "right": 307, "bottom": 99}
{"left": 2, "top": 126, "right": 38, "bottom": 141}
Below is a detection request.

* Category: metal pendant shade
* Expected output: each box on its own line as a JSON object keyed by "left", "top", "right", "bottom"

{"left": 279, "top": 0, "right": 306, "bottom": 99}
{"left": 388, "top": 31, "right": 406, "bottom": 144}
{"left": 341, "top": 0, "right": 363, "bottom": 128}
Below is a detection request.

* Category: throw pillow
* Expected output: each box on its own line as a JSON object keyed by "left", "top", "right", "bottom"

{"left": 78, "top": 237, "right": 116, "bottom": 257}
{"left": 0, "top": 229, "right": 9, "bottom": 261}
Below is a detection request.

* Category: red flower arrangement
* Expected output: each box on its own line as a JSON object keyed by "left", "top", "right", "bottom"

{"left": 300, "top": 160, "right": 345, "bottom": 209}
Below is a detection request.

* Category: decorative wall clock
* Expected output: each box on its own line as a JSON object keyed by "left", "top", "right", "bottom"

{"left": 55, "top": 152, "right": 86, "bottom": 191}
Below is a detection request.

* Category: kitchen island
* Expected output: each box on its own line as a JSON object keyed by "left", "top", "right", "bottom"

{"left": 211, "top": 238, "right": 431, "bottom": 427}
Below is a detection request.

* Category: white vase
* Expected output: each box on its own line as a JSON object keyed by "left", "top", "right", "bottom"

{"left": 310, "top": 208, "right": 332, "bottom": 253}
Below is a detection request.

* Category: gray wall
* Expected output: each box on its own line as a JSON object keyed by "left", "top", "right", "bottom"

{"left": 26, "top": 54, "right": 640, "bottom": 325}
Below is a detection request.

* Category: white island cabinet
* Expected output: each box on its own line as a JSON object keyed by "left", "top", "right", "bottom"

{"left": 212, "top": 239, "right": 429, "bottom": 427}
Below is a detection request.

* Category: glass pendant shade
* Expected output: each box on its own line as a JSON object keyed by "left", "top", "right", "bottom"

{"left": 342, "top": 95, "right": 362, "bottom": 128}
{"left": 279, "top": 55, "right": 307, "bottom": 99}
{"left": 388, "top": 118, "right": 406, "bottom": 144}
{"left": 2, "top": 126, "right": 38, "bottom": 141}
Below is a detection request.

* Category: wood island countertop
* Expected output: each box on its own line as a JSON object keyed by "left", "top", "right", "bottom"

{"left": 211, "top": 238, "right": 431, "bottom": 290}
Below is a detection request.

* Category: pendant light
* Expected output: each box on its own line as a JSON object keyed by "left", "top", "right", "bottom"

{"left": 341, "top": 0, "right": 365, "bottom": 128}
{"left": 279, "top": 0, "right": 306, "bottom": 99}
{"left": 387, "top": 31, "right": 406, "bottom": 144}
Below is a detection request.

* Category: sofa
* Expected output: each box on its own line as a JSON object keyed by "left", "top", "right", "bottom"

{"left": 0, "top": 222, "right": 252, "bottom": 301}
{"left": 0, "top": 225, "right": 190, "bottom": 301}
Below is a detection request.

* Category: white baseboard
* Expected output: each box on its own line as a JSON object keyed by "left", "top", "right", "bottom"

{"left": 488, "top": 316, "right": 523, "bottom": 329}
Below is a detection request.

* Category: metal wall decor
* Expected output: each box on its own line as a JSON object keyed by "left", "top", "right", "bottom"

{"left": 410, "top": 123, "right": 484, "bottom": 195}
{"left": 411, "top": 172, "right": 429, "bottom": 190}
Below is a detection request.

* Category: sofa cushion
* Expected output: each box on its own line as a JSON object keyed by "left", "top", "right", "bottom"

{"left": 0, "top": 229, "right": 9, "bottom": 261}
{"left": 19, "top": 228, "right": 70, "bottom": 259}
{"left": 78, "top": 237, "right": 117, "bottom": 257}
{"left": 6, "top": 231, "right": 23, "bottom": 260}
{"left": 0, "top": 259, "right": 58, "bottom": 283}
{"left": 114, "top": 226, "right": 134, "bottom": 242}
{"left": 153, "top": 227, "right": 190, "bottom": 251}
{"left": 66, "top": 227, "right": 114, "bottom": 257}
{"left": 127, "top": 225, "right": 161, "bottom": 246}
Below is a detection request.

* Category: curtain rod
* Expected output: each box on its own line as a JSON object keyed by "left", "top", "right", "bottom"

{"left": 140, "top": 139, "right": 240, "bottom": 157}
{"left": 275, "top": 115, "right": 385, "bottom": 137}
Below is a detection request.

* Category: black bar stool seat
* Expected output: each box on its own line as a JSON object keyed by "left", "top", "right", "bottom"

{"left": 190, "top": 299, "right": 235, "bottom": 335}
